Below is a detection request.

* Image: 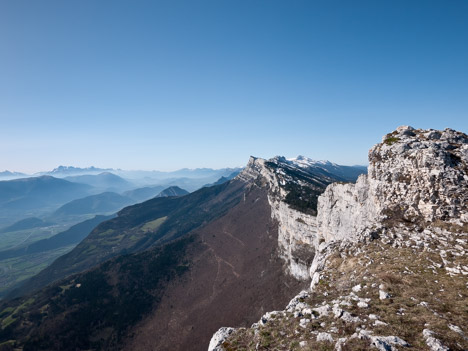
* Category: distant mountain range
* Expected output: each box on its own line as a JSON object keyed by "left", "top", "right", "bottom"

{"left": 53, "top": 186, "right": 189, "bottom": 218}
{"left": 0, "top": 171, "right": 27, "bottom": 180}
{"left": 0, "top": 176, "right": 92, "bottom": 212}
{"left": 45, "top": 166, "right": 113, "bottom": 177}
{"left": 63, "top": 172, "right": 134, "bottom": 193}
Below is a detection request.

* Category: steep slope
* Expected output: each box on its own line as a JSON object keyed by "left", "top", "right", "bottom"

{"left": 0, "top": 155, "right": 355, "bottom": 350}
{"left": 212, "top": 126, "right": 468, "bottom": 351}
{"left": 10, "top": 181, "right": 244, "bottom": 298}
{"left": 53, "top": 192, "right": 133, "bottom": 216}
{"left": 123, "top": 185, "right": 303, "bottom": 351}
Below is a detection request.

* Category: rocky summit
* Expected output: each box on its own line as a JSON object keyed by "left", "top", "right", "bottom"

{"left": 210, "top": 127, "right": 468, "bottom": 351}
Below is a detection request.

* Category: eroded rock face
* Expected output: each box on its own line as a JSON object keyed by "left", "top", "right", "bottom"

{"left": 370, "top": 126, "right": 467, "bottom": 226}
{"left": 318, "top": 126, "right": 468, "bottom": 244}
{"left": 237, "top": 157, "right": 321, "bottom": 280}
{"left": 317, "top": 175, "right": 376, "bottom": 243}
{"left": 270, "top": 200, "right": 317, "bottom": 280}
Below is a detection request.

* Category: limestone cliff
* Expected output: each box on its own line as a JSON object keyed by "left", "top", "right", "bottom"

{"left": 318, "top": 126, "right": 468, "bottom": 245}
{"left": 236, "top": 155, "right": 343, "bottom": 280}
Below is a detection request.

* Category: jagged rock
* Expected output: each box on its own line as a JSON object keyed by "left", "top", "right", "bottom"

{"left": 316, "top": 332, "right": 334, "bottom": 342}
{"left": 370, "top": 335, "right": 409, "bottom": 351}
{"left": 335, "top": 337, "right": 348, "bottom": 351}
{"left": 357, "top": 330, "right": 410, "bottom": 351}
{"left": 379, "top": 290, "right": 391, "bottom": 300}
{"left": 422, "top": 329, "right": 449, "bottom": 351}
{"left": 312, "top": 304, "right": 331, "bottom": 317}
{"left": 448, "top": 324, "right": 465, "bottom": 337}
{"left": 259, "top": 311, "right": 283, "bottom": 326}
{"left": 374, "top": 320, "right": 388, "bottom": 327}
{"left": 317, "top": 127, "right": 468, "bottom": 244}
{"left": 208, "top": 327, "right": 235, "bottom": 351}
{"left": 357, "top": 301, "right": 369, "bottom": 308}
{"left": 285, "top": 290, "right": 310, "bottom": 312}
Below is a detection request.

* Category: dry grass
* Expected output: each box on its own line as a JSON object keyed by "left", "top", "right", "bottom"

{"left": 222, "top": 236, "right": 468, "bottom": 350}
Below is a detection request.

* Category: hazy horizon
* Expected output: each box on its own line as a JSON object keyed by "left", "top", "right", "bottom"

{"left": 1, "top": 155, "right": 369, "bottom": 175}
{"left": 1, "top": 1, "right": 467, "bottom": 173}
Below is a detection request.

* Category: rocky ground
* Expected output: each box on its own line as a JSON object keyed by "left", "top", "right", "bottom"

{"left": 216, "top": 225, "right": 468, "bottom": 350}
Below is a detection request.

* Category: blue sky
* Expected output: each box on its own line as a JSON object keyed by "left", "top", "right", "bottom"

{"left": 1, "top": 0, "right": 467, "bottom": 173}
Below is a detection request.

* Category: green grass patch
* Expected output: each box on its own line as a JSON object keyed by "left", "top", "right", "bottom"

{"left": 384, "top": 137, "right": 400, "bottom": 145}
{"left": 141, "top": 216, "right": 167, "bottom": 232}
{"left": 98, "top": 229, "right": 115, "bottom": 237}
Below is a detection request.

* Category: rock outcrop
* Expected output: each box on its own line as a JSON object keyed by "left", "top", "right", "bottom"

{"left": 210, "top": 126, "right": 468, "bottom": 351}
{"left": 318, "top": 126, "right": 468, "bottom": 245}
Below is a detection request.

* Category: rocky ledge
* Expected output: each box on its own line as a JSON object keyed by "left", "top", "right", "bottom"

{"left": 209, "top": 126, "right": 468, "bottom": 351}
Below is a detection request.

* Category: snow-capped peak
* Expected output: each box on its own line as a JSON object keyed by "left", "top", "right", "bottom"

{"left": 287, "top": 156, "right": 336, "bottom": 168}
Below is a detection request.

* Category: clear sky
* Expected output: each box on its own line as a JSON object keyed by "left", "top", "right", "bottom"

{"left": 1, "top": 0, "right": 467, "bottom": 173}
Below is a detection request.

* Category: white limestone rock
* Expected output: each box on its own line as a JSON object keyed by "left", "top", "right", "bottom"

{"left": 317, "top": 332, "right": 334, "bottom": 342}
{"left": 357, "top": 301, "right": 369, "bottom": 308}
{"left": 259, "top": 311, "right": 284, "bottom": 326}
{"left": 317, "top": 127, "right": 468, "bottom": 244}
{"left": 370, "top": 335, "right": 409, "bottom": 351}
{"left": 208, "top": 327, "right": 235, "bottom": 351}
{"left": 286, "top": 290, "right": 310, "bottom": 312}
{"left": 422, "top": 329, "right": 449, "bottom": 351}
{"left": 379, "top": 290, "right": 391, "bottom": 300}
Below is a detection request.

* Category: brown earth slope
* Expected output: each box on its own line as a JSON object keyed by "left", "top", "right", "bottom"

{"left": 125, "top": 185, "right": 306, "bottom": 351}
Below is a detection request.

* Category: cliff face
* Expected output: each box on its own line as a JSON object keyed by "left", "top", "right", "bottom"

{"left": 212, "top": 126, "right": 468, "bottom": 351}
{"left": 237, "top": 156, "right": 339, "bottom": 280}
{"left": 318, "top": 126, "right": 468, "bottom": 245}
